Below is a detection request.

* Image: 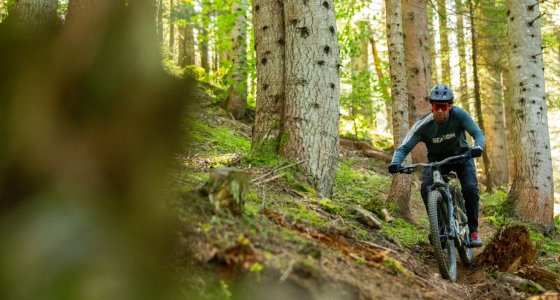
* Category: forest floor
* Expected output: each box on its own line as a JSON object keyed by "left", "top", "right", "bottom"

{"left": 174, "top": 99, "right": 560, "bottom": 299}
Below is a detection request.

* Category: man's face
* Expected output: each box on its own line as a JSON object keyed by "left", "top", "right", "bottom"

{"left": 431, "top": 102, "right": 451, "bottom": 123}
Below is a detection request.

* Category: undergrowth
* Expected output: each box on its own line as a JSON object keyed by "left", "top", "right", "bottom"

{"left": 178, "top": 103, "right": 436, "bottom": 290}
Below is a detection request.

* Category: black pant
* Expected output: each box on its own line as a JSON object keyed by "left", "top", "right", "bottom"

{"left": 420, "top": 158, "right": 479, "bottom": 233}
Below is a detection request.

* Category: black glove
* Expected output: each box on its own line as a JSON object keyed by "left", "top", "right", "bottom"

{"left": 388, "top": 163, "right": 401, "bottom": 174}
{"left": 470, "top": 146, "right": 483, "bottom": 158}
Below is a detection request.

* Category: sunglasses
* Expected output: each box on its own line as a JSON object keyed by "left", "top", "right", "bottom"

{"left": 431, "top": 103, "right": 451, "bottom": 112}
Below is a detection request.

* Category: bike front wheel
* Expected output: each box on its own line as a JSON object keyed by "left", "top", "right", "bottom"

{"left": 427, "top": 190, "right": 457, "bottom": 281}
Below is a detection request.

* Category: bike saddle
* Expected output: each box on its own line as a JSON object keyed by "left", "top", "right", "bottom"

{"left": 442, "top": 172, "right": 457, "bottom": 182}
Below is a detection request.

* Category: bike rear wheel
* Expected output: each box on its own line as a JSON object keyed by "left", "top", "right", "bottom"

{"left": 452, "top": 187, "right": 473, "bottom": 267}
{"left": 427, "top": 190, "right": 457, "bottom": 281}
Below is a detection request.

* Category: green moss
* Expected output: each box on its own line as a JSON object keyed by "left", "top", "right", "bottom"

{"left": 318, "top": 198, "right": 344, "bottom": 215}
{"left": 286, "top": 203, "right": 328, "bottom": 228}
{"left": 244, "top": 153, "right": 280, "bottom": 167}
{"left": 294, "top": 182, "right": 317, "bottom": 195}
{"left": 381, "top": 218, "right": 426, "bottom": 248}
{"left": 279, "top": 132, "right": 289, "bottom": 149}
{"left": 334, "top": 159, "right": 391, "bottom": 214}
{"left": 190, "top": 119, "right": 250, "bottom": 155}
{"left": 381, "top": 257, "right": 409, "bottom": 275}
{"left": 249, "top": 138, "right": 280, "bottom": 159}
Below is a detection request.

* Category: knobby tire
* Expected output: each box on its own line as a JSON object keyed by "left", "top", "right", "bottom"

{"left": 427, "top": 190, "right": 457, "bottom": 282}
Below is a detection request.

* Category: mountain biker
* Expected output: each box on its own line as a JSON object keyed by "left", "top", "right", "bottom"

{"left": 388, "top": 84, "right": 485, "bottom": 247}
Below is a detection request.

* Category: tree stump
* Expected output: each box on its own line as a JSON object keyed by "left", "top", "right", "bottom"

{"left": 201, "top": 168, "right": 250, "bottom": 215}
{"left": 477, "top": 224, "right": 538, "bottom": 272}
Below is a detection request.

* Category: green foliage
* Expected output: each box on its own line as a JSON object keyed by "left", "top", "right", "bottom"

{"left": 0, "top": 0, "right": 13, "bottom": 22}
{"left": 528, "top": 226, "right": 560, "bottom": 254}
{"left": 480, "top": 190, "right": 511, "bottom": 227}
{"left": 370, "top": 133, "right": 394, "bottom": 151}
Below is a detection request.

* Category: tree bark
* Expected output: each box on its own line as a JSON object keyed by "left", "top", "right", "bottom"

{"left": 281, "top": 0, "right": 340, "bottom": 197}
{"left": 13, "top": 0, "right": 57, "bottom": 30}
{"left": 437, "top": 0, "right": 451, "bottom": 85}
{"left": 402, "top": 0, "right": 431, "bottom": 163}
{"left": 386, "top": 0, "right": 413, "bottom": 223}
{"left": 157, "top": 0, "right": 163, "bottom": 44}
{"left": 250, "top": 0, "right": 285, "bottom": 156}
{"left": 200, "top": 26, "right": 210, "bottom": 72}
{"left": 502, "top": 68, "right": 516, "bottom": 185}
{"left": 428, "top": 5, "right": 439, "bottom": 84}
{"left": 454, "top": 0, "right": 470, "bottom": 113}
{"left": 468, "top": 0, "right": 493, "bottom": 192}
{"left": 226, "top": 0, "right": 248, "bottom": 119}
{"left": 505, "top": 0, "right": 554, "bottom": 229}
{"left": 169, "top": 0, "right": 175, "bottom": 60}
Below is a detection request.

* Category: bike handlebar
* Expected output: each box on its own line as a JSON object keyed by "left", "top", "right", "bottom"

{"left": 397, "top": 152, "right": 472, "bottom": 174}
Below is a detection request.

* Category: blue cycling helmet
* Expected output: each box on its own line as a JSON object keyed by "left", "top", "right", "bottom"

{"left": 429, "top": 84, "right": 454, "bottom": 103}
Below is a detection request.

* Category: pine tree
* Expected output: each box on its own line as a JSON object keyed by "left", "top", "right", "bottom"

{"left": 505, "top": 0, "right": 554, "bottom": 229}
{"left": 386, "top": 0, "right": 413, "bottom": 223}
{"left": 281, "top": 0, "right": 340, "bottom": 197}
{"left": 402, "top": 0, "right": 431, "bottom": 163}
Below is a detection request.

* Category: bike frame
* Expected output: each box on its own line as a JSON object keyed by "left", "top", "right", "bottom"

{"left": 428, "top": 168, "right": 456, "bottom": 240}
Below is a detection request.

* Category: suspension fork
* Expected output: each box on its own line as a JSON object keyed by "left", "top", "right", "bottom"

{"left": 431, "top": 169, "right": 456, "bottom": 239}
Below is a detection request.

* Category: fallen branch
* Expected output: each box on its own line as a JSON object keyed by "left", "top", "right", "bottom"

{"left": 251, "top": 159, "right": 309, "bottom": 183}
{"left": 279, "top": 259, "right": 296, "bottom": 282}
{"left": 362, "top": 241, "right": 398, "bottom": 255}
{"left": 253, "top": 173, "right": 285, "bottom": 186}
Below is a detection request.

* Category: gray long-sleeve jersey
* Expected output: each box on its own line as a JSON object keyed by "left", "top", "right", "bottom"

{"left": 391, "top": 106, "right": 486, "bottom": 165}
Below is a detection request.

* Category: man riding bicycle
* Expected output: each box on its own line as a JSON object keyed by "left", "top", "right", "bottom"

{"left": 388, "top": 84, "right": 485, "bottom": 247}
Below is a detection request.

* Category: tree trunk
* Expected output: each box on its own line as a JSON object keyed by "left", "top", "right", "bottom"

{"left": 13, "top": 0, "right": 57, "bottom": 30}
{"left": 469, "top": 0, "right": 492, "bottom": 192}
{"left": 455, "top": 0, "right": 470, "bottom": 113}
{"left": 250, "top": 0, "right": 285, "bottom": 156}
{"left": 169, "top": 0, "right": 175, "bottom": 60}
{"left": 157, "top": 0, "right": 163, "bottom": 44}
{"left": 281, "top": 0, "right": 340, "bottom": 197}
{"left": 428, "top": 5, "right": 439, "bottom": 84}
{"left": 184, "top": 5, "right": 196, "bottom": 66}
{"left": 386, "top": 0, "right": 413, "bottom": 223}
{"left": 370, "top": 35, "right": 392, "bottom": 133}
{"left": 505, "top": 0, "right": 554, "bottom": 229}
{"left": 437, "top": 0, "right": 451, "bottom": 85}
{"left": 402, "top": 0, "right": 431, "bottom": 163}
{"left": 226, "top": 0, "right": 248, "bottom": 119}
{"left": 502, "top": 68, "right": 516, "bottom": 185}
{"left": 67, "top": 0, "right": 102, "bottom": 20}
{"left": 350, "top": 20, "right": 372, "bottom": 138}
{"left": 477, "top": 0, "right": 508, "bottom": 188}
{"left": 200, "top": 26, "right": 210, "bottom": 72}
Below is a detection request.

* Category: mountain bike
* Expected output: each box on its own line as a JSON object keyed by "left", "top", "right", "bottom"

{"left": 397, "top": 152, "right": 474, "bottom": 282}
